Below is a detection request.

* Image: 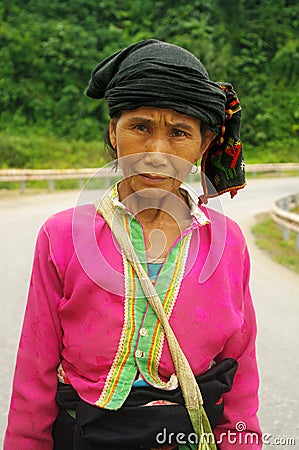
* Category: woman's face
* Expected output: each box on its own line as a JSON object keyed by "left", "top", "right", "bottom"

{"left": 109, "top": 106, "right": 214, "bottom": 199}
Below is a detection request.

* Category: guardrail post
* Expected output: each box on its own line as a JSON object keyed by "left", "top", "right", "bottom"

{"left": 283, "top": 227, "right": 290, "bottom": 241}
{"left": 20, "top": 180, "right": 26, "bottom": 192}
{"left": 283, "top": 197, "right": 290, "bottom": 211}
{"left": 49, "top": 180, "right": 55, "bottom": 191}
{"left": 273, "top": 193, "right": 299, "bottom": 250}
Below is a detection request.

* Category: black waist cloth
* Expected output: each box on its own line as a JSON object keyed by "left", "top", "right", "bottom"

{"left": 53, "top": 358, "right": 238, "bottom": 450}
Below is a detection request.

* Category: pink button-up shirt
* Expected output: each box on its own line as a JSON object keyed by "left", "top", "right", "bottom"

{"left": 4, "top": 188, "right": 261, "bottom": 449}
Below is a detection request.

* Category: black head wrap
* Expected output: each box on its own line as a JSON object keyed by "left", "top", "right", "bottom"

{"left": 86, "top": 39, "right": 245, "bottom": 200}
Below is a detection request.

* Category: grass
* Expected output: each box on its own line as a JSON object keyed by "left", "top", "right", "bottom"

{"left": 251, "top": 213, "right": 299, "bottom": 274}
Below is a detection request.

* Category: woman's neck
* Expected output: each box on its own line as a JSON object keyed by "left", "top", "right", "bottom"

{"left": 118, "top": 181, "right": 191, "bottom": 224}
{"left": 118, "top": 181, "right": 192, "bottom": 260}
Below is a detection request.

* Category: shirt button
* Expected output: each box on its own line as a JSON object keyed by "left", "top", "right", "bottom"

{"left": 140, "top": 328, "right": 148, "bottom": 337}
{"left": 135, "top": 350, "right": 145, "bottom": 358}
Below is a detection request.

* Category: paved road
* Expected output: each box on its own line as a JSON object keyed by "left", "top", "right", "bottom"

{"left": 1, "top": 177, "right": 299, "bottom": 447}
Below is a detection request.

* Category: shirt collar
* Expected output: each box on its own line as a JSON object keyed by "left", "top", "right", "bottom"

{"left": 181, "top": 183, "right": 210, "bottom": 226}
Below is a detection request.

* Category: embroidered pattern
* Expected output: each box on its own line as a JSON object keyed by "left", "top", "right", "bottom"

{"left": 96, "top": 217, "right": 141, "bottom": 409}
{"left": 200, "top": 82, "right": 246, "bottom": 200}
{"left": 57, "top": 363, "right": 71, "bottom": 384}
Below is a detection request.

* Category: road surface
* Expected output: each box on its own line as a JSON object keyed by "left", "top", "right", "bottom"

{"left": 1, "top": 176, "right": 299, "bottom": 447}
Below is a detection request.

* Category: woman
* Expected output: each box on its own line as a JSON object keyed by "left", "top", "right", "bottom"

{"left": 4, "top": 40, "right": 261, "bottom": 450}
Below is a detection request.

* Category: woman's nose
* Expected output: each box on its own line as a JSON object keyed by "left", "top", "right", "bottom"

{"left": 143, "top": 137, "right": 170, "bottom": 166}
{"left": 143, "top": 151, "right": 168, "bottom": 166}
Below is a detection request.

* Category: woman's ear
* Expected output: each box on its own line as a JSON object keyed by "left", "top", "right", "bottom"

{"left": 109, "top": 119, "right": 117, "bottom": 150}
{"left": 200, "top": 130, "right": 216, "bottom": 156}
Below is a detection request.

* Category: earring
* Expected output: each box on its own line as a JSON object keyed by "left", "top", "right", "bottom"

{"left": 190, "top": 162, "right": 198, "bottom": 174}
{"left": 112, "top": 146, "right": 118, "bottom": 172}
{"left": 113, "top": 158, "right": 118, "bottom": 172}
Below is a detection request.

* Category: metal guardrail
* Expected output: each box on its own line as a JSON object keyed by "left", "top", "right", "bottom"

{"left": 271, "top": 193, "right": 299, "bottom": 251}
{"left": 247, "top": 162, "right": 299, "bottom": 173}
{"left": 0, "top": 167, "right": 119, "bottom": 190}
{"left": 0, "top": 163, "right": 299, "bottom": 189}
{"left": 0, "top": 167, "right": 115, "bottom": 181}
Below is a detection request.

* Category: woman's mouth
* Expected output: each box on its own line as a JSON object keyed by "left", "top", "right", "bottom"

{"left": 138, "top": 173, "right": 169, "bottom": 183}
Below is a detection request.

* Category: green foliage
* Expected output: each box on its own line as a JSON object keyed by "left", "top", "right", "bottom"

{"left": 0, "top": 0, "right": 298, "bottom": 168}
{"left": 0, "top": 131, "right": 107, "bottom": 169}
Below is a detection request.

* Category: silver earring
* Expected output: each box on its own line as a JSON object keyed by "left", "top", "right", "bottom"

{"left": 112, "top": 146, "right": 118, "bottom": 172}
{"left": 190, "top": 163, "right": 198, "bottom": 174}
{"left": 113, "top": 158, "right": 118, "bottom": 172}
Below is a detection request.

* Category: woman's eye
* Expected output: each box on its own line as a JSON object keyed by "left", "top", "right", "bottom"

{"left": 134, "top": 124, "right": 148, "bottom": 132}
{"left": 172, "top": 129, "right": 187, "bottom": 137}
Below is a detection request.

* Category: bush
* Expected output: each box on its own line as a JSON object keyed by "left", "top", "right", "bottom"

{"left": 0, "top": 131, "right": 109, "bottom": 169}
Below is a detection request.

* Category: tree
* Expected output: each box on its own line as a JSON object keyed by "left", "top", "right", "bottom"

{"left": 0, "top": 0, "right": 298, "bottom": 167}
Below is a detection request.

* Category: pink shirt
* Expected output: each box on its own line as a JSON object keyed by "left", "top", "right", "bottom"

{"left": 4, "top": 191, "right": 261, "bottom": 449}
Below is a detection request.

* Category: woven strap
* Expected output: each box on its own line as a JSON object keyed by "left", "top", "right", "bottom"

{"left": 98, "top": 194, "right": 216, "bottom": 449}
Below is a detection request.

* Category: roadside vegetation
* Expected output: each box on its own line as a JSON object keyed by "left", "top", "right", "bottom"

{"left": 0, "top": 0, "right": 298, "bottom": 169}
{"left": 252, "top": 214, "right": 299, "bottom": 275}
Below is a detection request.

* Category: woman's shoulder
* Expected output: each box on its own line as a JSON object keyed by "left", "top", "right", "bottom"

{"left": 43, "top": 202, "right": 106, "bottom": 227}
{"left": 43, "top": 203, "right": 94, "bottom": 229}
{"left": 40, "top": 203, "right": 107, "bottom": 246}
{"left": 36, "top": 203, "right": 109, "bottom": 273}
{"left": 200, "top": 205, "right": 243, "bottom": 229}
{"left": 199, "top": 205, "right": 247, "bottom": 248}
